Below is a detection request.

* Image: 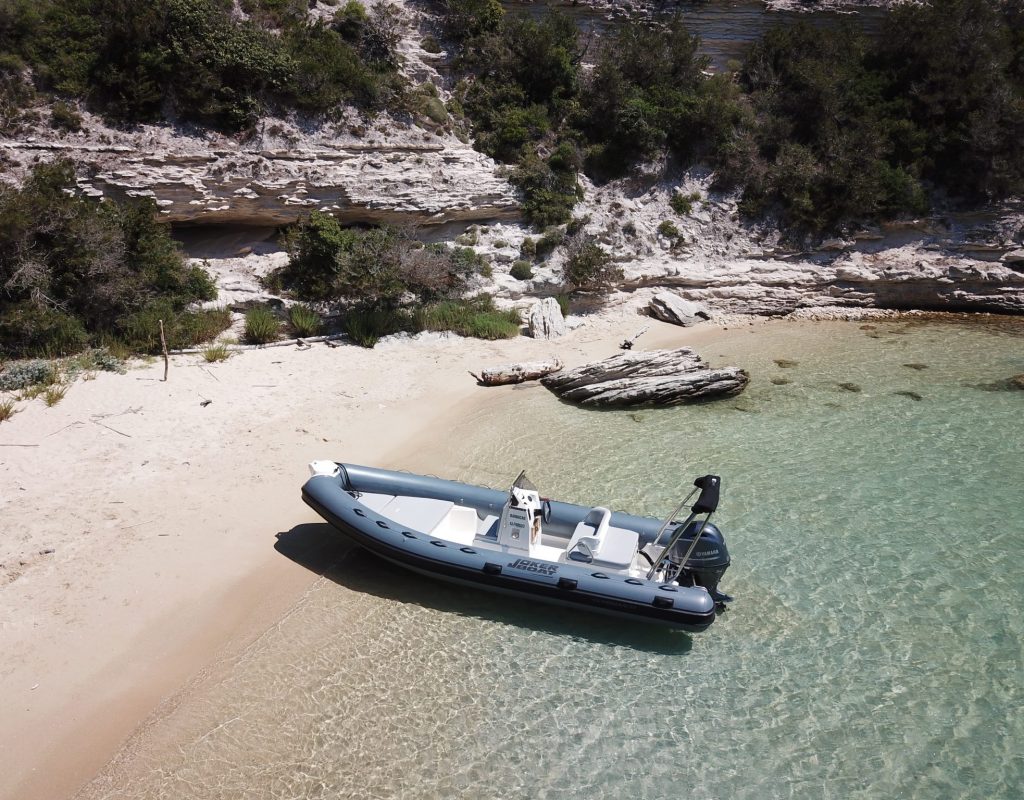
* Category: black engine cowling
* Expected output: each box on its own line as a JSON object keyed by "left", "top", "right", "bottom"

{"left": 667, "top": 520, "right": 731, "bottom": 604}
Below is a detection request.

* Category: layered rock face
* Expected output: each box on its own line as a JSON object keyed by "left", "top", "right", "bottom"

{"left": 621, "top": 247, "right": 1024, "bottom": 315}
{"left": 0, "top": 127, "right": 520, "bottom": 228}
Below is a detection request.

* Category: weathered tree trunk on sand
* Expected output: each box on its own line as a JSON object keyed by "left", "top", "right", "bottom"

{"left": 541, "top": 348, "right": 748, "bottom": 407}
{"left": 471, "top": 358, "right": 563, "bottom": 386}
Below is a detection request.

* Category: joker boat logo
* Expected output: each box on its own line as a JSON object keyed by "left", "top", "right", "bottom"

{"left": 508, "top": 558, "right": 558, "bottom": 576}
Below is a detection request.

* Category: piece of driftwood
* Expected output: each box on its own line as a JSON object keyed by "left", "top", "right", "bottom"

{"left": 470, "top": 358, "right": 563, "bottom": 386}
{"left": 620, "top": 325, "right": 649, "bottom": 350}
{"left": 541, "top": 347, "right": 748, "bottom": 407}
{"left": 169, "top": 333, "right": 348, "bottom": 355}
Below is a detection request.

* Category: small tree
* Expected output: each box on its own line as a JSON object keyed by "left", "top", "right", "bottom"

{"left": 560, "top": 235, "right": 622, "bottom": 293}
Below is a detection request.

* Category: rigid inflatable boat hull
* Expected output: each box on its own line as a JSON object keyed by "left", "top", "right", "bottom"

{"left": 302, "top": 465, "right": 717, "bottom": 632}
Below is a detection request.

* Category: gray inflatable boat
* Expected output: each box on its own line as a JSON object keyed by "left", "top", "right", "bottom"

{"left": 302, "top": 462, "right": 733, "bottom": 631}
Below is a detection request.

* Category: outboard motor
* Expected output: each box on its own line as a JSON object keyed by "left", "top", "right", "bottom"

{"left": 668, "top": 521, "right": 732, "bottom": 607}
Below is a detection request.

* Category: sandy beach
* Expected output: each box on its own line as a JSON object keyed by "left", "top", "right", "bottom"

{"left": 0, "top": 304, "right": 740, "bottom": 800}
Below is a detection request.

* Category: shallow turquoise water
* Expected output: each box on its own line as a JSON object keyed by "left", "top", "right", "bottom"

{"left": 88, "top": 318, "right": 1024, "bottom": 800}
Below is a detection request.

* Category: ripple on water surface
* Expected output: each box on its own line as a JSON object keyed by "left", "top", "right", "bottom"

{"left": 86, "top": 318, "right": 1024, "bottom": 800}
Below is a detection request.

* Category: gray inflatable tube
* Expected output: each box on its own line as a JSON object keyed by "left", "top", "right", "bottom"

{"left": 302, "top": 463, "right": 717, "bottom": 631}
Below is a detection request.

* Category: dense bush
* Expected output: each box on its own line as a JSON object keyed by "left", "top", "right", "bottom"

{"left": 560, "top": 236, "right": 622, "bottom": 292}
{"left": 510, "top": 260, "right": 533, "bottom": 280}
{"left": 277, "top": 212, "right": 486, "bottom": 304}
{"left": 0, "top": 160, "right": 220, "bottom": 358}
{"left": 0, "top": 0, "right": 404, "bottom": 131}
{"left": 442, "top": 1, "right": 1024, "bottom": 236}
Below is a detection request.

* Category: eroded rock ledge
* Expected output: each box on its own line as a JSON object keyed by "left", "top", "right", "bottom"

{"left": 541, "top": 348, "right": 749, "bottom": 407}
{"left": 0, "top": 134, "right": 520, "bottom": 228}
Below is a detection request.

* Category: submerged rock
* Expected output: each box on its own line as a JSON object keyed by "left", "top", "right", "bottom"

{"left": 837, "top": 382, "right": 862, "bottom": 393}
{"left": 770, "top": 376, "right": 792, "bottom": 385}
{"left": 894, "top": 390, "right": 924, "bottom": 401}
{"left": 774, "top": 359, "right": 799, "bottom": 368}
{"left": 903, "top": 363, "right": 929, "bottom": 370}
{"left": 541, "top": 348, "right": 748, "bottom": 407}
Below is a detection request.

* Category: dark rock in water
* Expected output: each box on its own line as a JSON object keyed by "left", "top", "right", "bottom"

{"left": 732, "top": 402, "right": 759, "bottom": 413}
{"left": 824, "top": 401, "right": 843, "bottom": 409}
{"left": 903, "top": 363, "right": 929, "bottom": 371}
{"left": 770, "top": 376, "right": 792, "bottom": 386}
{"left": 837, "top": 382, "right": 862, "bottom": 393}
{"left": 541, "top": 347, "right": 748, "bottom": 408}
{"left": 629, "top": 413, "right": 645, "bottom": 423}
{"left": 975, "top": 374, "right": 1024, "bottom": 392}
{"left": 774, "top": 358, "right": 799, "bottom": 368}
{"left": 860, "top": 324, "right": 877, "bottom": 331}
{"left": 894, "top": 390, "right": 924, "bottom": 401}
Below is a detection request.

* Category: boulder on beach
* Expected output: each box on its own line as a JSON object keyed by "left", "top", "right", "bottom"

{"left": 646, "top": 292, "right": 711, "bottom": 327}
{"left": 541, "top": 347, "right": 748, "bottom": 407}
{"left": 527, "top": 297, "right": 566, "bottom": 339}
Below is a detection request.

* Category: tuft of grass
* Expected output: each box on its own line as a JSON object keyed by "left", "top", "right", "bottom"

{"left": 417, "top": 296, "right": 521, "bottom": 340}
{"left": 43, "top": 383, "right": 67, "bottom": 407}
{"left": 555, "top": 294, "right": 571, "bottom": 317}
{"left": 288, "top": 304, "right": 322, "bottom": 337}
{"left": 202, "top": 344, "right": 230, "bottom": 362}
{"left": 0, "top": 397, "right": 16, "bottom": 422}
{"left": 244, "top": 306, "right": 281, "bottom": 345}
{"left": 342, "top": 307, "right": 413, "bottom": 348}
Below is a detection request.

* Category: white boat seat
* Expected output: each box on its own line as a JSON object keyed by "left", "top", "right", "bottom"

{"left": 563, "top": 508, "right": 638, "bottom": 570}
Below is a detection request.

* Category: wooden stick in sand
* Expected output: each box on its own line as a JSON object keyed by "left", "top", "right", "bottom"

{"left": 159, "top": 319, "right": 169, "bottom": 382}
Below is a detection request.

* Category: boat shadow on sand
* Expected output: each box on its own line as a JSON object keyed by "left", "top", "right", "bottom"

{"left": 275, "top": 523, "right": 694, "bottom": 655}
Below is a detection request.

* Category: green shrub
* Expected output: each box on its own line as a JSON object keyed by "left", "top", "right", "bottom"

{"left": 288, "top": 304, "right": 322, "bottom": 337}
{"left": 118, "top": 305, "right": 231, "bottom": 352}
{"left": 535, "top": 226, "right": 564, "bottom": 259}
{"left": 0, "top": 360, "right": 57, "bottom": 391}
{"left": 244, "top": 306, "right": 281, "bottom": 344}
{"left": 50, "top": 101, "right": 83, "bottom": 132}
{"left": 510, "top": 260, "right": 534, "bottom": 280}
{"left": 519, "top": 237, "right": 536, "bottom": 258}
{"left": 562, "top": 240, "right": 622, "bottom": 293}
{"left": 0, "top": 160, "right": 218, "bottom": 356}
{"left": 555, "top": 293, "right": 571, "bottom": 317}
{"left": 421, "top": 34, "right": 442, "bottom": 54}
{"left": 657, "top": 220, "right": 680, "bottom": 238}
{"left": 278, "top": 213, "right": 478, "bottom": 304}
{"left": 0, "top": 304, "right": 89, "bottom": 359}
{"left": 670, "top": 191, "right": 700, "bottom": 216}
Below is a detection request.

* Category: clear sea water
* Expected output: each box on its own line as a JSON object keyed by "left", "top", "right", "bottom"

{"left": 86, "top": 318, "right": 1024, "bottom": 800}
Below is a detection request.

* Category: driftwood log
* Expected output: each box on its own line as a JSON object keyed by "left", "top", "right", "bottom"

{"left": 471, "top": 358, "right": 563, "bottom": 386}
{"left": 541, "top": 348, "right": 748, "bottom": 407}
